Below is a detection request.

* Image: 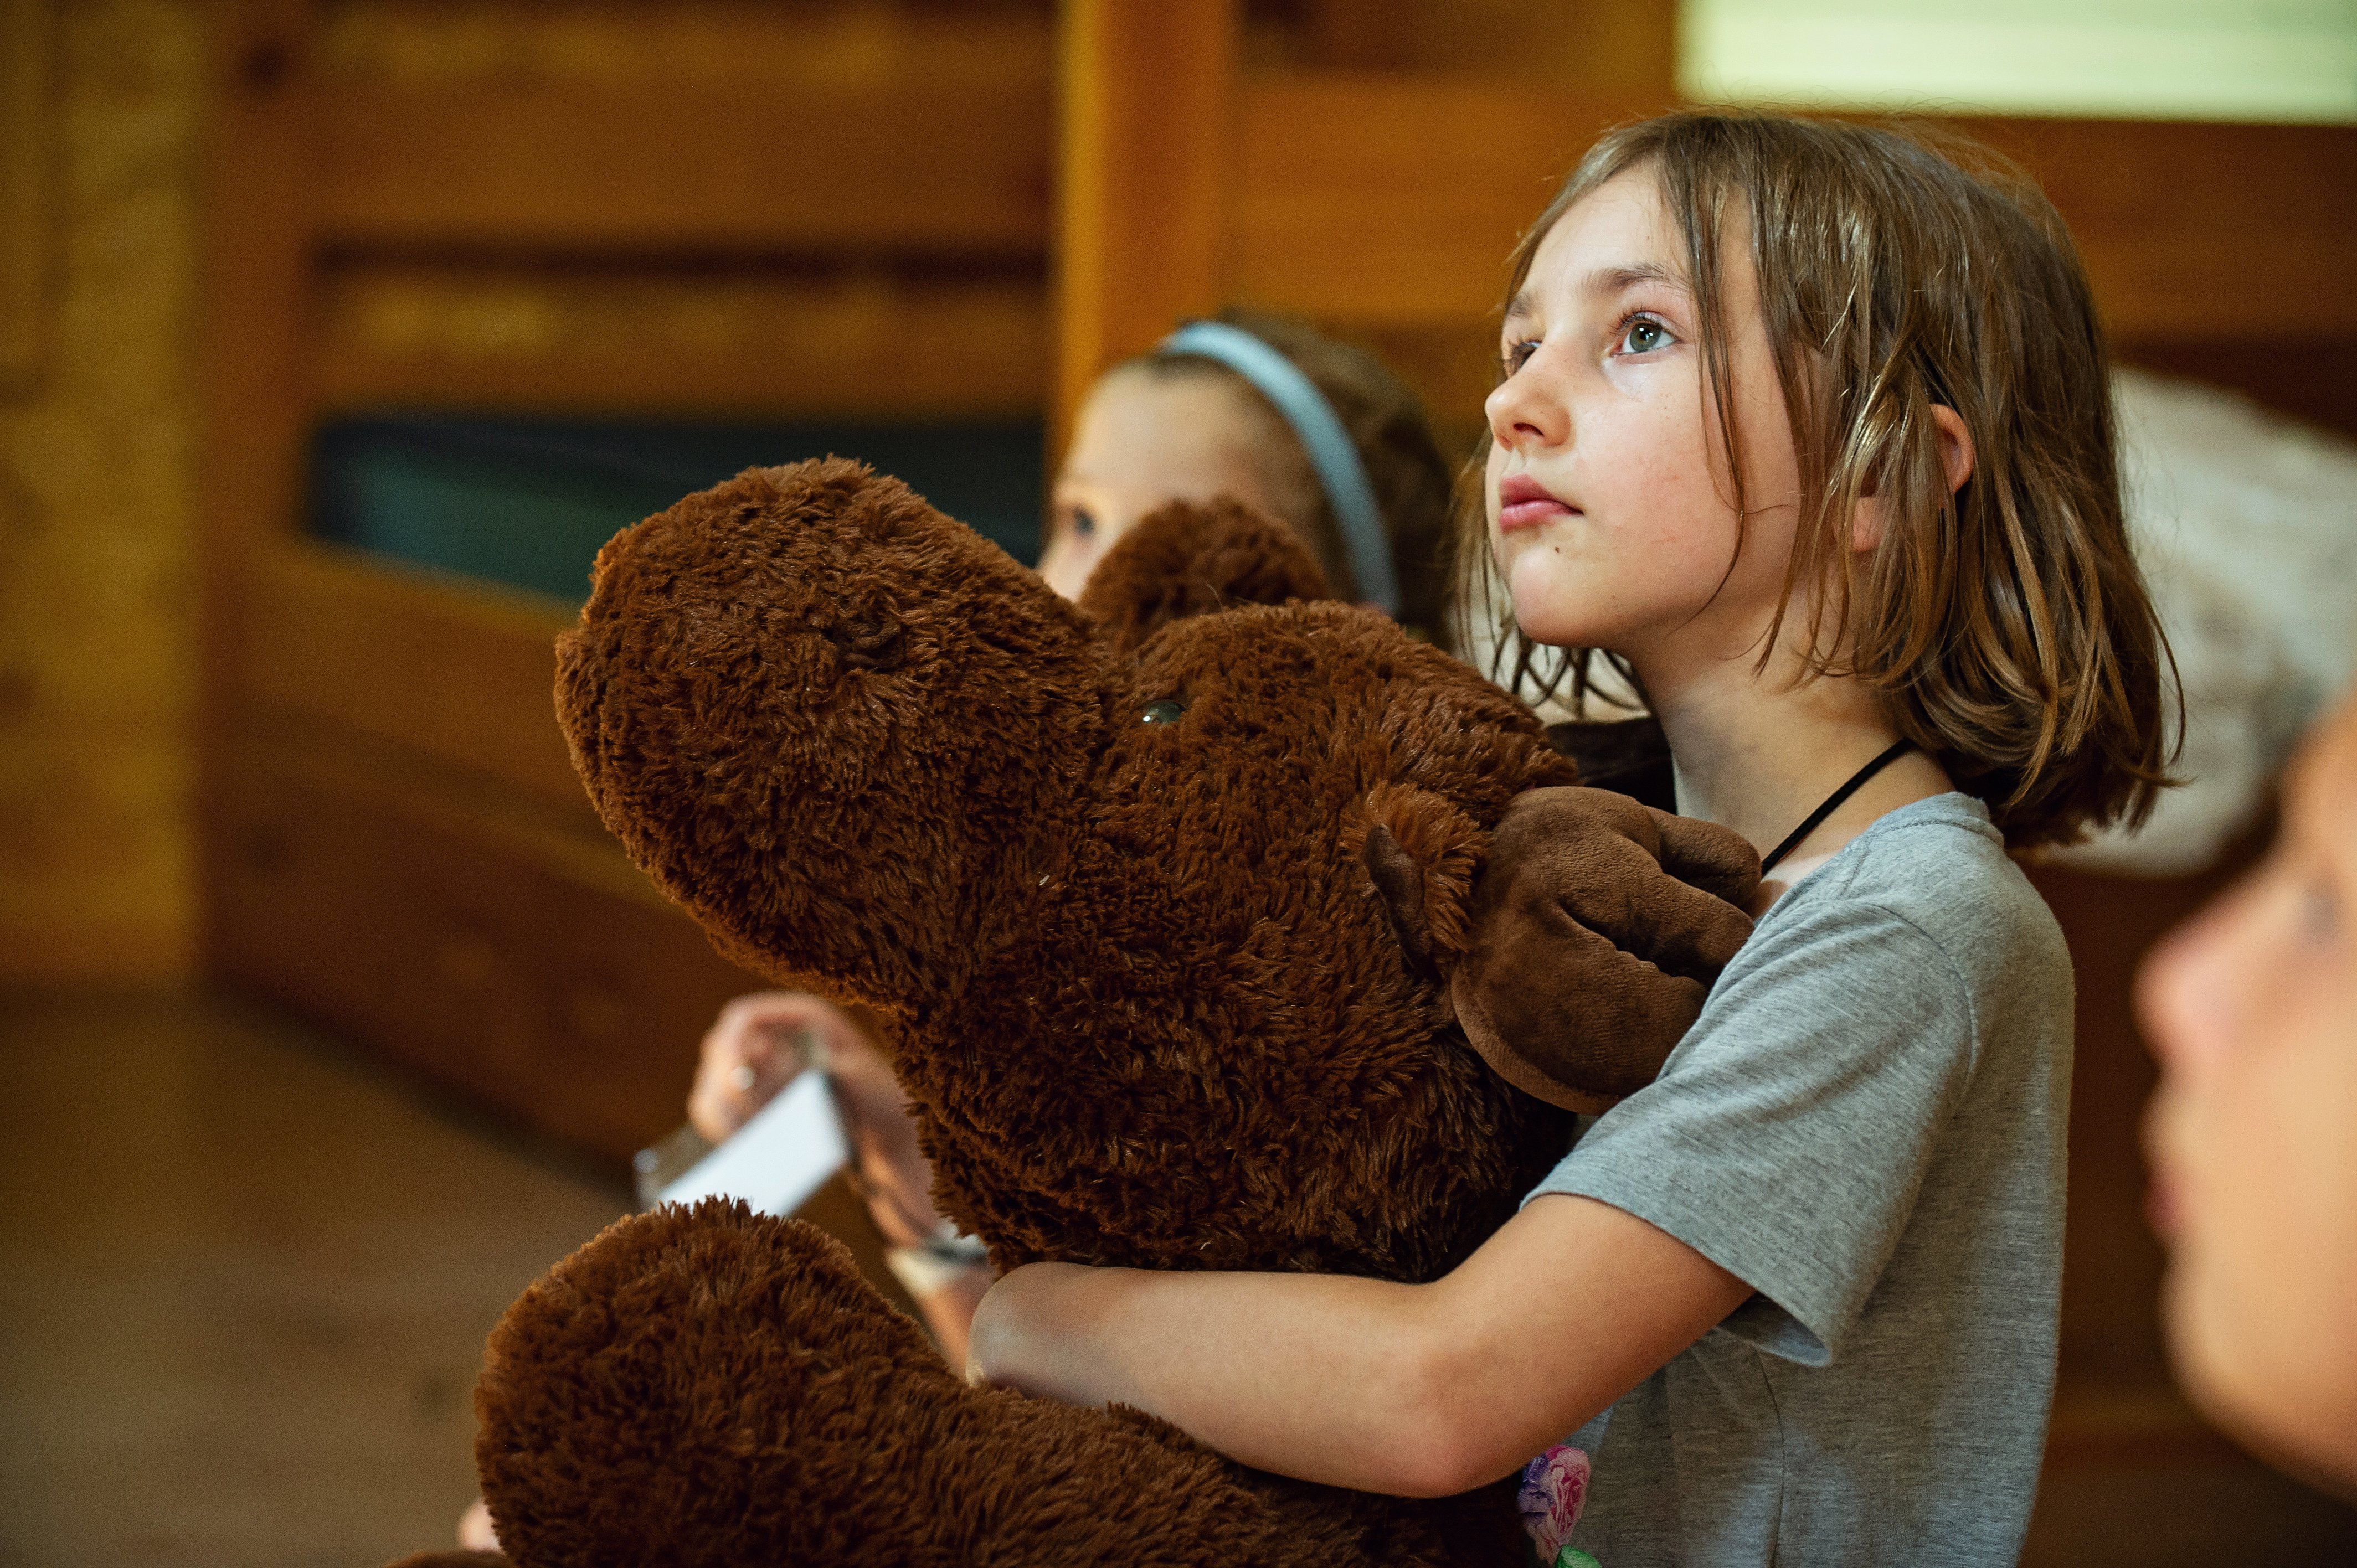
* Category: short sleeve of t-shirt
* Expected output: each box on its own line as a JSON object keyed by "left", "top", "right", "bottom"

{"left": 1525, "top": 824, "right": 1982, "bottom": 1365}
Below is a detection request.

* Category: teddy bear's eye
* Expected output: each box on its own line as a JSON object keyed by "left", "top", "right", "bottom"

{"left": 1139, "top": 698, "right": 1187, "bottom": 726}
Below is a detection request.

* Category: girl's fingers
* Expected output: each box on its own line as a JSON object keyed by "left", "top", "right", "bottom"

{"left": 456, "top": 1498, "right": 499, "bottom": 1550}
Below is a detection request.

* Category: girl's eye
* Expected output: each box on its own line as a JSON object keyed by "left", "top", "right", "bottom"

{"left": 1500, "top": 338, "right": 1540, "bottom": 379}
{"left": 1070, "top": 508, "right": 1097, "bottom": 539}
{"left": 2298, "top": 874, "right": 2338, "bottom": 942}
{"left": 1615, "top": 316, "right": 1674, "bottom": 355}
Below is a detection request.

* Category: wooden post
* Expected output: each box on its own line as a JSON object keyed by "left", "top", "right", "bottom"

{"left": 1052, "top": 0, "right": 1237, "bottom": 455}
{"left": 196, "top": 0, "right": 320, "bottom": 970}
{"left": 0, "top": 0, "right": 50, "bottom": 393}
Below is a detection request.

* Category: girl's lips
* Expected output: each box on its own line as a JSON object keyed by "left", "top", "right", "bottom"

{"left": 2145, "top": 1168, "right": 2180, "bottom": 1241}
{"left": 1497, "top": 474, "right": 1578, "bottom": 534}
{"left": 2143, "top": 1098, "right": 2184, "bottom": 1241}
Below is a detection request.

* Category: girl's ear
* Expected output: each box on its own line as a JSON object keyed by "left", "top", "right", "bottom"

{"left": 1853, "top": 403, "right": 1977, "bottom": 552}
{"left": 1347, "top": 782, "right": 1488, "bottom": 983}
{"left": 1075, "top": 497, "right": 1331, "bottom": 657}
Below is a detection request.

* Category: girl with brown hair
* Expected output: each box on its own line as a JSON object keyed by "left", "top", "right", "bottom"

{"left": 970, "top": 110, "right": 2173, "bottom": 1567}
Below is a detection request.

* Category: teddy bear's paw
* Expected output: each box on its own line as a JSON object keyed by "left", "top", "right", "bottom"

{"left": 474, "top": 1200, "right": 959, "bottom": 1568}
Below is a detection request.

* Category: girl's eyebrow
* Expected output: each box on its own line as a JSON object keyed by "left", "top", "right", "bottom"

{"left": 1505, "top": 261, "right": 1689, "bottom": 327}
{"left": 1582, "top": 261, "right": 1686, "bottom": 299}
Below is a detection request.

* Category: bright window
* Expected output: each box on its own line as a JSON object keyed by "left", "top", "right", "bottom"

{"left": 1679, "top": 0, "right": 2357, "bottom": 123}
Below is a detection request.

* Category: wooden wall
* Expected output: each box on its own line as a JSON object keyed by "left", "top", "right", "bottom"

{"left": 0, "top": 0, "right": 209, "bottom": 981}
{"left": 199, "top": 0, "right": 1062, "bottom": 1164}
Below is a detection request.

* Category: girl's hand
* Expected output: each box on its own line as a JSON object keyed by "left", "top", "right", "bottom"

{"left": 456, "top": 1497, "right": 497, "bottom": 1550}
{"left": 687, "top": 991, "right": 938, "bottom": 1244}
{"left": 687, "top": 990, "right": 872, "bottom": 1142}
{"left": 688, "top": 992, "right": 991, "bottom": 1353}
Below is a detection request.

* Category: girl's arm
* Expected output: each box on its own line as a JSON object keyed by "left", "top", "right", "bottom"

{"left": 967, "top": 1192, "right": 1750, "bottom": 1497}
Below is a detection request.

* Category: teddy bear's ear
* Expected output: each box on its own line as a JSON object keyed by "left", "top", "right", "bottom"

{"left": 1076, "top": 497, "right": 1332, "bottom": 657}
{"left": 1347, "top": 782, "right": 1487, "bottom": 984}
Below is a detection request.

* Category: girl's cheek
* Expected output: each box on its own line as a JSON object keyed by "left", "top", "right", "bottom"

{"left": 2140, "top": 880, "right": 2278, "bottom": 1083}
{"left": 1036, "top": 533, "right": 1099, "bottom": 602}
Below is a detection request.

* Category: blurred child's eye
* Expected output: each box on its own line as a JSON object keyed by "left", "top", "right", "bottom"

{"left": 1500, "top": 339, "right": 1540, "bottom": 379}
{"left": 1070, "top": 508, "right": 1097, "bottom": 539}
{"left": 1614, "top": 314, "right": 1674, "bottom": 356}
{"left": 2298, "top": 874, "right": 2338, "bottom": 943}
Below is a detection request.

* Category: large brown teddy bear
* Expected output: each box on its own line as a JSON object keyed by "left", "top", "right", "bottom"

{"left": 407, "top": 458, "right": 1756, "bottom": 1568}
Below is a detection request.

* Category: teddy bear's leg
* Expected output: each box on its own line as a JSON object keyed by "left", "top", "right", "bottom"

{"left": 471, "top": 1201, "right": 1493, "bottom": 1568}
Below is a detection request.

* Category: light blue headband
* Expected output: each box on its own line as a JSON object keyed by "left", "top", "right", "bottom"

{"left": 1154, "top": 320, "right": 1399, "bottom": 617}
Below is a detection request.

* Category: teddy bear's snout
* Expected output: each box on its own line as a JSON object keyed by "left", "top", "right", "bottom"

{"left": 819, "top": 607, "right": 907, "bottom": 673}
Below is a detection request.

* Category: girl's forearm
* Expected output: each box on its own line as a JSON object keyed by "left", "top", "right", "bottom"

{"left": 971, "top": 1261, "right": 1472, "bottom": 1494}
{"left": 968, "top": 1195, "right": 1752, "bottom": 1497}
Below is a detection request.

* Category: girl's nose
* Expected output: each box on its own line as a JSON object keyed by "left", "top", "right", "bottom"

{"left": 1485, "top": 353, "right": 1569, "bottom": 452}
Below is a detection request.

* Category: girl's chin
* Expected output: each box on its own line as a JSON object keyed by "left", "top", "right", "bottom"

{"left": 1504, "top": 583, "right": 1632, "bottom": 651}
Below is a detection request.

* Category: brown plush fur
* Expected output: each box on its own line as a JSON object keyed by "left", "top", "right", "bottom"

{"left": 463, "top": 1199, "right": 1527, "bottom": 1568}
{"left": 436, "top": 459, "right": 1750, "bottom": 1568}
{"left": 1075, "top": 494, "right": 1331, "bottom": 656}
{"left": 1452, "top": 788, "right": 1759, "bottom": 1112}
{"left": 554, "top": 461, "right": 1579, "bottom": 1285}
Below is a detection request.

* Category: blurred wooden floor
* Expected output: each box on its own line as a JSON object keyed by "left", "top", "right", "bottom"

{"left": 2, "top": 990, "right": 2351, "bottom": 1566}
{"left": 0, "top": 989, "right": 628, "bottom": 1568}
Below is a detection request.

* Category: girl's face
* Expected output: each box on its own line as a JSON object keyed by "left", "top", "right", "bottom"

{"left": 1484, "top": 174, "right": 1802, "bottom": 673}
{"left": 1036, "top": 368, "right": 1293, "bottom": 601}
{"left": 2140, "top": 695, "right": 2357, "bottom": 1490}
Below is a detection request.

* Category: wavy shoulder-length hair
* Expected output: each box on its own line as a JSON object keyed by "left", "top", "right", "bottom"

{"left": 1463, "top": 110, "right": 2175, "bottom": 848}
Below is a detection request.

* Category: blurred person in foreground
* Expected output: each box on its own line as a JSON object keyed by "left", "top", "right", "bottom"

{"left": 2143, "top": 688, "right": 2357, "bottom": 1495}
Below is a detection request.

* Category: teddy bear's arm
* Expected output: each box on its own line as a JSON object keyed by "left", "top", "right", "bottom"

{"left": 1448, "top": 787, "right": 1761, "bottom": 1111}
{"left": 463, "top": 1201, "right": 1494, "bottom": 1568}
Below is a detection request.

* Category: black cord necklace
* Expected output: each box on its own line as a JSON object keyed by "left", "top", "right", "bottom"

{"left": 1758, "top": 739, "right": 1917, "bottom": 874}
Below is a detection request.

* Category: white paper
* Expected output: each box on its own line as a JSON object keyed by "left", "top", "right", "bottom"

{"left": 657, "top": 1069, "right": 850, "bottom": 1218}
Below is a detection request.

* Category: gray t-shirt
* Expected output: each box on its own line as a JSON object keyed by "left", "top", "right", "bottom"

{"left": 1527, "top": 793, "right": 2072, "bottom": 1567}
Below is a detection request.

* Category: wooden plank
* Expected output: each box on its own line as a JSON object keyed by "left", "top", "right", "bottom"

{"left": 1053, "top": 0, "right": 1238, "bottom": 444}
{"left": 315, "top": 261, "right": 1048, "bottom": 417}
{"left": 1951, "top": 118, "right": 2357, "bottom": 339}
{"left": 211, "top": 699, "right": 762, "bottom": 1163}
{"left": 2118, "top": 335, "right": 2357, "bottom": 442}
{"left": 1224, "top": 85, "right": 2357, "bottom": 341}
{"left": 240, "top": 540, "right": 587, "bottom": 812}
{"left": 1223, "top": 78, "right": 1635, "bottom": 326}
{"left": 316, "top": 81, "right": 1049, "bottom": 257}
